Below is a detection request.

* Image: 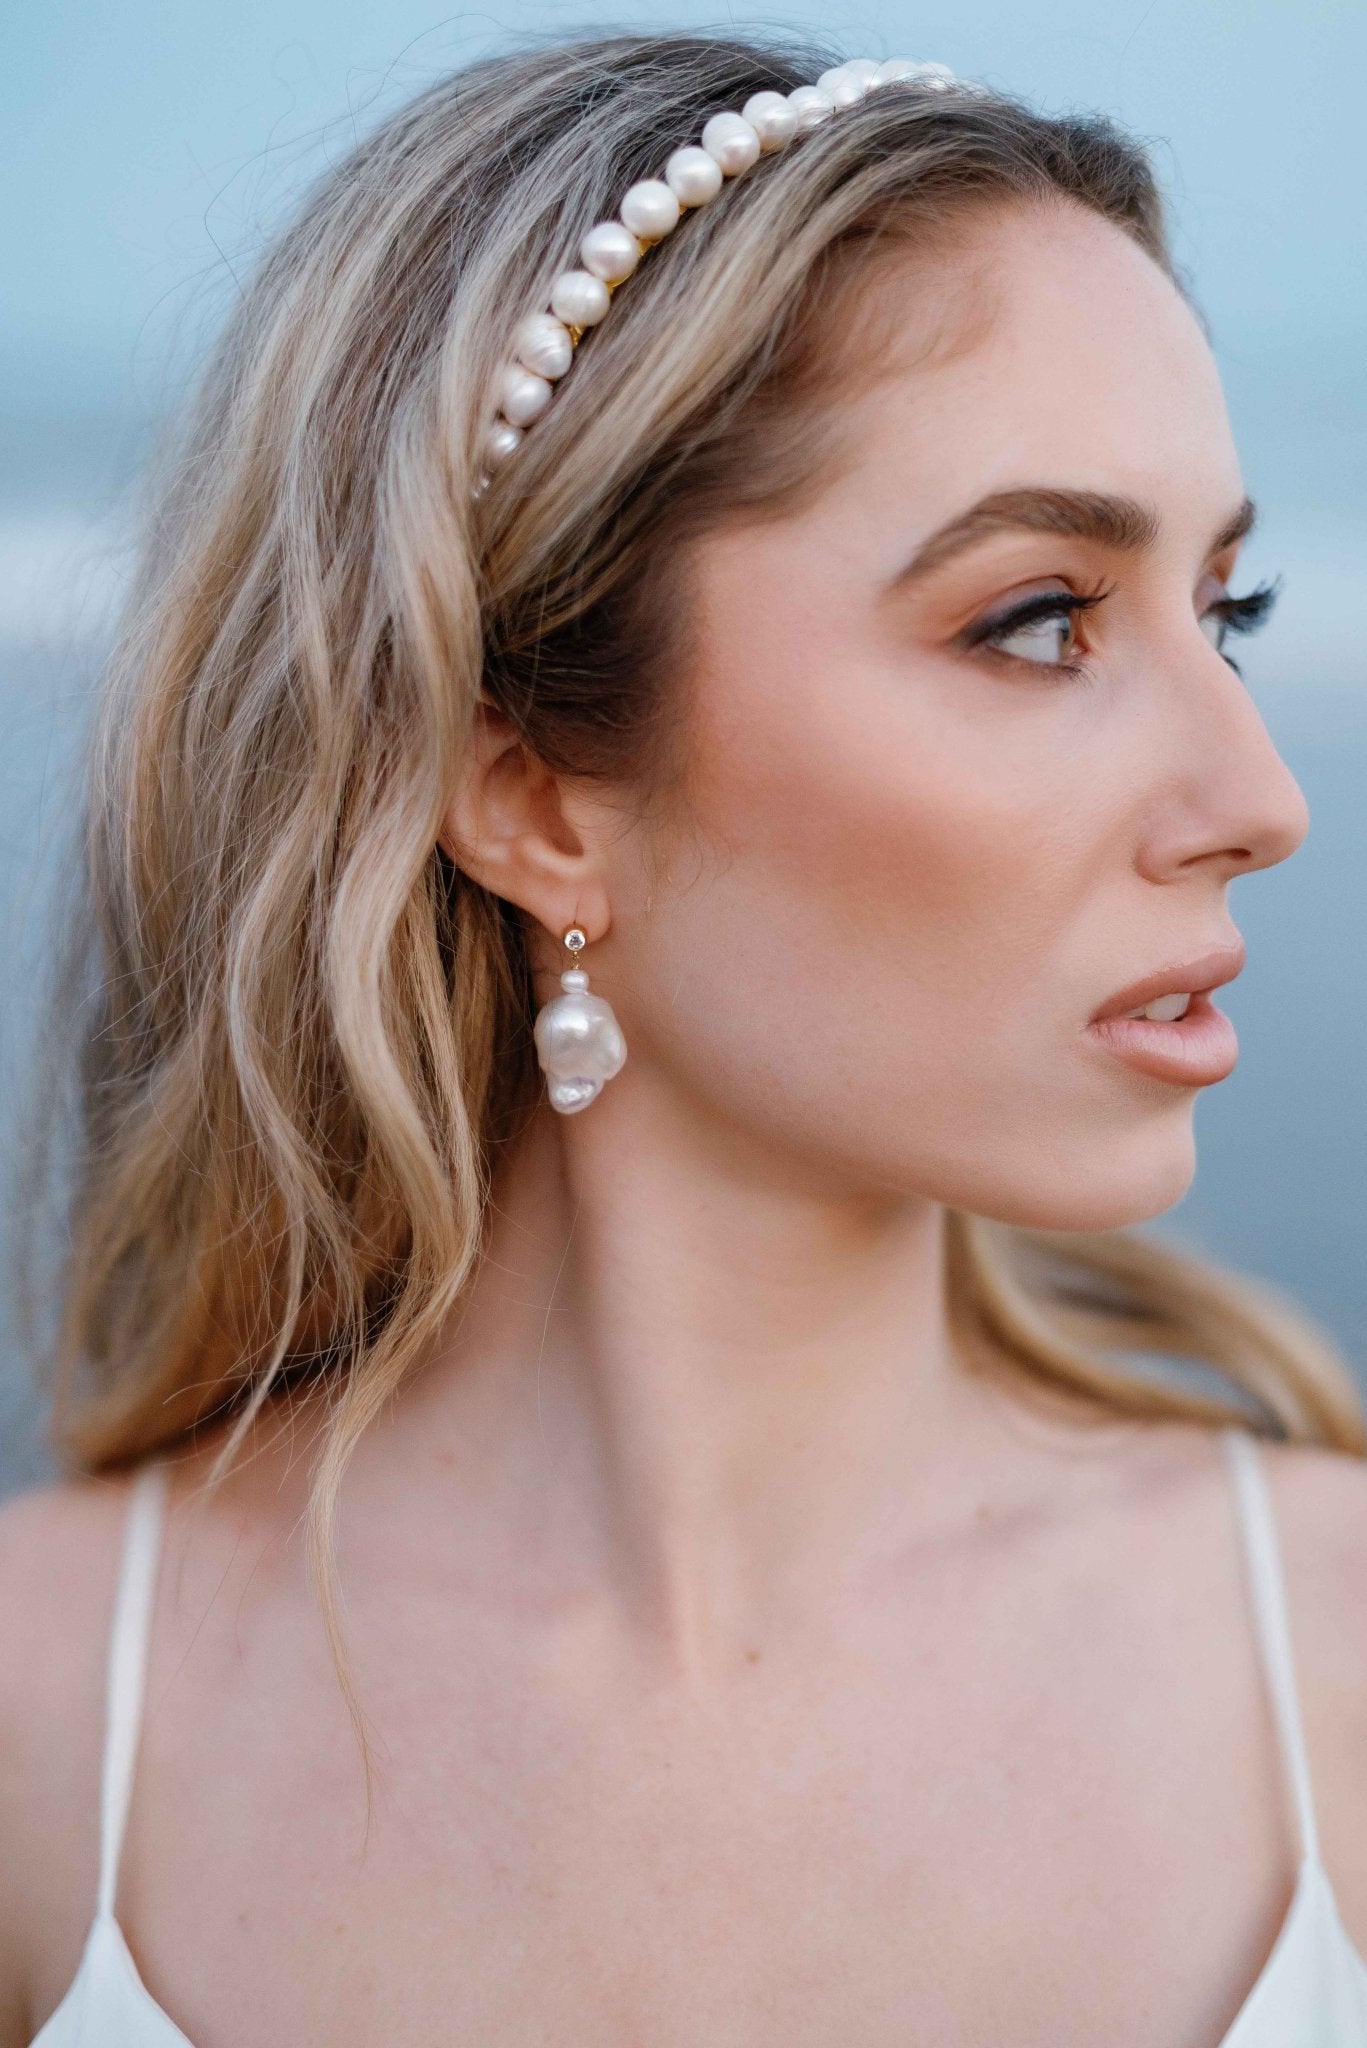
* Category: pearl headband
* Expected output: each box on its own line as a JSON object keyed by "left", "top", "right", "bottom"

{"left": 473, "top": 55, "right": 971, "bottom": 495}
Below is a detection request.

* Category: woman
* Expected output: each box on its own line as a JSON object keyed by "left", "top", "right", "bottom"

{"left": 3, "top": 27, "right": 1366, "bottom": 2046}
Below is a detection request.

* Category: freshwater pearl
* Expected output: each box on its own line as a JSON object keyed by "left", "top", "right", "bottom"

{"left": 663, "top": 143, "right": 724, "bottom": 206}
{"left": 869, "top": 56, "right": 925, "bottom": 88}
{"left": 619, "top": 177, "right": 681, "bottom": 240}
{"left": 579, "top": 220, "right": 642, "bottom": 283}
{"left": 786, "top": 85, "right": 835, "bottom": 131}
{"left": 816, "top": 64, "right": 871, "bottom": 108}
{"left": 498, "top": 365, "right": 553, "bottom": 426}
{"left": 533, "top": 968, "right": 628, "bottom": 1115}
{"left": 839, "top": 57, "right": 883, "bottom": 88}
{"left": 700, "top": 110, "right": 762, "bottom": 176}
{"left": 549, "top": 269, "right": 611, "bottom": 327}
{"left": 484, "top": 419, "right": 524, "bottom": 466}
{"left": 513, "top": 310, "right": 573, "bottom": 379}
{"left": 741, "top": 89, "right": 797, "bottom": 149}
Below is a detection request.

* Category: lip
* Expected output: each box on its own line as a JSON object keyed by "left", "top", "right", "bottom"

{"left": 1089, "top": 939, "right": 1248, "bottom": 1024}
{"left": 1085, "top": 988, "right": 1240, "bottom": 1086}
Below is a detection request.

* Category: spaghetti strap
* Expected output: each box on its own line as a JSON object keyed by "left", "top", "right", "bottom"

{"left": 1221, "top": 1425, "right": 1321, "bottom": 1868}
{"left": 95, "top": 1459, "right": 171, "bottom": 1923}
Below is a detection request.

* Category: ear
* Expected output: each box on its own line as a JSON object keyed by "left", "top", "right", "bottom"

{"left": 437, "top": 698, "right": 612, "bottom": 943}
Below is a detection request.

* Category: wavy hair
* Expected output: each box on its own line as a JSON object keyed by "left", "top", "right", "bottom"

{"left": 13, "top": 28, "right": 1364, "bottom": 1802}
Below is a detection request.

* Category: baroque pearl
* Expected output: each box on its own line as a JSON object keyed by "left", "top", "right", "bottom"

{"left": 663, "top": 143, "right": 724, "bottom": 206}
{"left": 533, "top": 967, "right": 628, "bottom": 1115}
{"left": 580, "top": 220, "right": 642, "bottom": 283}
{"left": 620, "top": 177, "right": 682, "bottom": 240}
{"left": 700, "top": 110, "right": 762, "bottom": 176}
{"left": 550, "top": 269, "right": 611, "bottom": 327}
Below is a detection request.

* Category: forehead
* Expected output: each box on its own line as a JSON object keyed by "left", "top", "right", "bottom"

{"left": 820, "top": 199, "right": 1240, "bottom": 533}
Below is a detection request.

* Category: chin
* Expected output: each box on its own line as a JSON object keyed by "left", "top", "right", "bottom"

{"left": 958, "top": 1123, "right": 1199, "bottom": 1234}
{"left": 930, "top": 1105, "right": 1196, "bottom": 1228}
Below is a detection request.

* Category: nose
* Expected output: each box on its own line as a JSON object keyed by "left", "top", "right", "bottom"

{"left": 1145, "top": 632, "right": 1310, "bottom": 883}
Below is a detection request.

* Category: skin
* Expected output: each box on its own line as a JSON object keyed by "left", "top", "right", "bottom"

{"left": 3, "top": 195, "right": 1367, "bottom": 2048}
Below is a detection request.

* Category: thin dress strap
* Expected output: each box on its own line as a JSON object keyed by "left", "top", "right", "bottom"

{"left": 95, "top": 1459, "right": 171, "bottom": 1922}
{"left": 1220, "top": 1425, "right": 1321, "bottom": 1867}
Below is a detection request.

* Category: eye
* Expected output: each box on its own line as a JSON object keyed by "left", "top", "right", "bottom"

{"left": 962, "top": 575, "right": 1282, "bottom": 680}
{"left": 1197, "top": 577, "right": 1282, "bottom": 677}
{"left": 964, "top": 587, "right": 1108, "bottom": 672}
{"left": 984, "top": 602, "right": 1082, "bottom": 666}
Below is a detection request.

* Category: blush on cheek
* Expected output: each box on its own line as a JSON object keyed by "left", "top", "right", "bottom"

{"left": 682, "top": 621, "right": 1052, "bottom": 1019}
{"left": 640, "top": 631, "right": 1161, "bottom": 1219}
{"left": 648, "top": 523, "right": 1115, "bottom": 1184}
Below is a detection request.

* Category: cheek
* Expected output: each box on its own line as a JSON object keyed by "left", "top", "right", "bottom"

{"left": 627, "top": 548, "right": 1155, "bottom": 1212}
{"left": 684, "top": 628, "right": 1088, "bottom": 1020}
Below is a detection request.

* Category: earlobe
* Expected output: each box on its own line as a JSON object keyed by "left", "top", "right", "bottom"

{"left": 436, "top": 699, "right": 611, "bottom": 941}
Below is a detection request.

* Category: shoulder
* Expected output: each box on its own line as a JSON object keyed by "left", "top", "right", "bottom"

{"left": 0, "top": 1466, "right": 141, "bottom": 2041}
{"left": 1049, "top": 1415, "right": 1367, "bottom": 1779}
{"left": 1224, "top": 1429, "right": 1367, "bottom": 1934}
{"left": 0, "top": 1412, "right": 308, "bottom": 2042}
{"left": 1059, "top": 1416, "right": 1367, "bottom": 1935}
{"left": 0, "top": 1466, "right": 149, "bottom": 1754}
{"left": 1241, "top": 1430, "right": 1367, "bottom": 1663}
{"left": 1255, "top": 1424, "right": 1367, "bottom": 1530}
{"left": 1113, "top": 1414, "right": 1367, "bottom": 1582}
{"left": 1150, "top": 1421, "right": 1367, "bottom": 1678}
{"left": 0, "top": 1462, "right": 141, "bottom": 1779}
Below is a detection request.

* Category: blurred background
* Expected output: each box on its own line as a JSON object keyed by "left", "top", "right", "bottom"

{"left": 2, "top": 1, "right": 1363, "bottom": 1495}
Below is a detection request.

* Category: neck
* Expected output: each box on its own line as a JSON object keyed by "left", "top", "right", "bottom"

{"left": 378, "top": 1076, "right": 1003, "bottom": 1670}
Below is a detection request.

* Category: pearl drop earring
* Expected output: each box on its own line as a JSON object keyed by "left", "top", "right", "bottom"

{"left": 533, "top": 925, "right": 628, "bottom": 1114}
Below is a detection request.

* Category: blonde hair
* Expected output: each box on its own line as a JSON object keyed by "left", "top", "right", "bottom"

{"left": 13, "top": 27, "right": 1364, "bottom": 1806}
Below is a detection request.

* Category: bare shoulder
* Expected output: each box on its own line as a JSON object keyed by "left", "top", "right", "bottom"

{"left": 1146, "top": 1419, "right": 1367, "bottom": 1671}
{"left": 1227, "top": 1427, "right": 1367, "bottom": 1933}
{"left": 0, "top": 1460, "right": 140, "bottom": 1778}
{"left": 1033, "top": 1410, "right": 1367, "bottom": 1938}
{"left": 1245, "top": 1429, "right": 1367, "bottom": 1653}
{"left": 0, "top": 1465, "right": 139, "bottom": 2042}
{"left": 0, "top": 1402, "right": 312, "bottom": 2043}
{"left": 1115, "top": 1412, "right": 1367, "bottom": 1593}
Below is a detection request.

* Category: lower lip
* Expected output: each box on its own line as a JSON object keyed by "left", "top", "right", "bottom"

{"left": 1084, "top": 989, "right": 1239, "bottom": 1085}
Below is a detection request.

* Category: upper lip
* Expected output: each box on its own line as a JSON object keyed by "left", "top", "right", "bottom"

{"left": 1090, "top": 938, "right": 1248, "bottom": 1023}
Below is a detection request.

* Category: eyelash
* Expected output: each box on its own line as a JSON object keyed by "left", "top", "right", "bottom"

{"left": 965, "top": 574, "right": 1283, "bottom": 681}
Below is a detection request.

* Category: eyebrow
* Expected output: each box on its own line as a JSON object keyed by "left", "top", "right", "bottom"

{"left": 882, "top": 487, "right": 1258, "bottom": 592}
